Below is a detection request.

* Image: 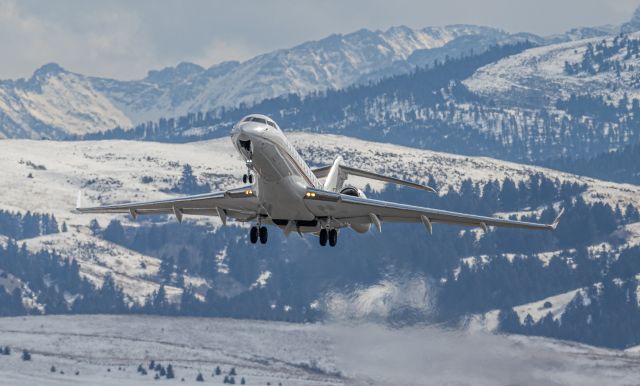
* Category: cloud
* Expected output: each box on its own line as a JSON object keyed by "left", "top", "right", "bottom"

{"left": 322, "top": 275, "right": 435, "bottom": 322}
{"left": 0, "top": 0, "right": 154, "bottom": 80}
{"left": 323, "top": 322, "right": 640, "bottom": 386}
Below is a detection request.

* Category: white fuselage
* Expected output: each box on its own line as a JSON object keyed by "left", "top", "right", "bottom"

{"left": 231, "top": 115, "right": 322, "bottom": 223}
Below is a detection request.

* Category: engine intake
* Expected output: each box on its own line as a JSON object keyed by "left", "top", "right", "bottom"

{"left": 339, "top": 186, "right": 370, "bottom": 233}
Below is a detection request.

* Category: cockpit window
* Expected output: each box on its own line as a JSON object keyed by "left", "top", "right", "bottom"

{"left": 242, "top": 117, "right": 252, "bottom": 122}
{"left": 266, "top": 120, "right": 276, "bottom": 128}
{"left": 251, "top": 117, "right": 267, "bottom": 124}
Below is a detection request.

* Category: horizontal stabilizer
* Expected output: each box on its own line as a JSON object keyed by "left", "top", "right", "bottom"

{"left": 313, "top": 165, "right": 435, "bottom": 193}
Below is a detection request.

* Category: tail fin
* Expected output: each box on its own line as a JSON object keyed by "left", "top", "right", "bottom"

{"left": 322, "top": 156, "right": 346, "bottom": 192}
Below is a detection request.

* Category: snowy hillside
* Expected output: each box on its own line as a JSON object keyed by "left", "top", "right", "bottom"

{"left": 0, "top": 315, "right": 638, "bottom": 386}
{"left": 464, "top": 31, "right": 640, "bottom": 108}
{"left": 1, "top": 133, "right": 640, "bottom": 228}
{"left": 21, "top": 232, "right": 196, "bottom": 305}
{"left": 0, "top": 25, "right": 525, "bottom": 138}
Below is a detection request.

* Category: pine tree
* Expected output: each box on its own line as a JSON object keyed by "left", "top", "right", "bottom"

{"left": 21, "top": 349, "right": 31, "bottom": 361}
{"left": 215, "top": 365, "right": 222, "bottom": 375}
{"left": 103, "top": 219, "right": 126, "bottom": 244}
{"left": 196, "top": 372, "right": 204, "bottom": 382}
{"left": 89, "top": 219, "right": 101, "bottom": 235}
{"left": 166, "top": 364, "right": 175, "bottom": 379}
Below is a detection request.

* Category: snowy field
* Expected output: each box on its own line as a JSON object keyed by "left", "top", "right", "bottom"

{"left": 0, "top": 315, "right": 639, "bottom": 386}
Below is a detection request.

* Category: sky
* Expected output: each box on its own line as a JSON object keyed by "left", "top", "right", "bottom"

{"left": 0, "top": 0, "right": 638, "bottom": 80}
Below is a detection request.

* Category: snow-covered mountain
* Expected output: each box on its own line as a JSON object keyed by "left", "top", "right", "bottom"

{"left": 464, "top": 31, "right": 640, "bottom": 108}
{"left": 0, "top": 25, "right": 529, "bottom": 139}
{"left": 0, "top": 64, "right": 132, "bottom": 139}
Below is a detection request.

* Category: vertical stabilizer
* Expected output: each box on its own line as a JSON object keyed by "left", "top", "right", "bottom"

{"left": 323, "top": 156, "right": 346, "bottom": 192}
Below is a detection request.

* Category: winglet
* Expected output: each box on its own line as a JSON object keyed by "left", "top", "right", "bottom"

{"left": 550, "top": 208, "right": 565, "bottom": 230}
{"left": 76, "top": 190, "right": 83, "bottom": 209}
{"left": 424, "top": 185, "right": 437, "bottom": 194}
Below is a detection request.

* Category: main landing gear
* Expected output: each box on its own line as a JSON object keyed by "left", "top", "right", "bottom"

{"left": 250, "top": 225, "right": 268, "bottom": 244}
{"left": 319, "top": 228, "right": 337, "bottom": 247}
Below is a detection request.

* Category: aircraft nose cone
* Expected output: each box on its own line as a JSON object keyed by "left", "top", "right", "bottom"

{"left": 237, "top": 122, "right": 266, "bottom": 138}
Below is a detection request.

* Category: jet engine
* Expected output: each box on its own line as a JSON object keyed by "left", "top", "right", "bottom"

{"left": 339, "top": 186, "right": 371, "bottom": 233}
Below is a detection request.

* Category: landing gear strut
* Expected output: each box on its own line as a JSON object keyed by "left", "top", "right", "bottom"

{"left": 243, "top": 159, "right": 254, "bottom": 184}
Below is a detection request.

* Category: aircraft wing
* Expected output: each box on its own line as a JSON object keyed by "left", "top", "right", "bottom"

{"left": 75, "top": 186, "right": 259, "bottom": 224}
{"left": 303, "top": 188, "right": 563, "bottom": 233}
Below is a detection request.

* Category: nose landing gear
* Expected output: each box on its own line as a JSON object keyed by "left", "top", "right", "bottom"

{"left": 243, "top": 159, "right": 254, "bottom": 184}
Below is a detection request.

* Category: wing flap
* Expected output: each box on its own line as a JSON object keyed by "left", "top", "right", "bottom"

{"left": 76, "top": 186, "right": 258, "bottom": 222}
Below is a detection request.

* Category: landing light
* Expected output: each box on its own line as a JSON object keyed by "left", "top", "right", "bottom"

{"left": 305, "top": 192, "right": 316, "bottom": 198}
{"left": 244, "top": 189, "right": 253, "bottom": 195}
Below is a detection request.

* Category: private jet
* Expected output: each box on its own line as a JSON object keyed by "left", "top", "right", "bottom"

{"left": 76, "top": 114, "right": 564, "bottom": 247}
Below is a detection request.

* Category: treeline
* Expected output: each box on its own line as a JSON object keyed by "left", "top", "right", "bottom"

{"left": 498, "top": 247, "right": 640, "bottom": 349}
{"left": 0, "top": 210, "right": 61, "bottom": 239}
{"left": 555, "top": 93, "right": 640, "bottom": 123}
{"left": 541, "top": 141, "right": 640, "bottom": 185}
{"left": 564, "top": 34, "right": 640, "bottom": 75}
{"left": 0, "top": 240, "right": 93, "bottom": 315}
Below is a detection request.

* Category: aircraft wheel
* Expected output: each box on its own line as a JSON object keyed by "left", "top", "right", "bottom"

{"left": 328, "top": 229, "right": 338, "bottom": 247}
{"left": 249, "top": 174, "right": 254, "bottom": 184}
{"left": 259, "top": 226, "right": 268, "bottom": 244}
{"left": 319, "top": 228, "right": 328, "bottom": 246}
{"left": 243, "top": 174, "right": 248, "bottom": 183}
{"left": 250, "top": 226, "right": 258, "bottom": 244}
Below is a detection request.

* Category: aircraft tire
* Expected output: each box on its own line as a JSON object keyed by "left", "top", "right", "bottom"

{"left": 319, "top": 229, "right": 328, "bottom": 246}
{"left": 329, "top": 229, "right": 337, "bottom": 247}
{"left": 250, "top": 226, "right": 258, "bottom": 244}
{"left": 259, "top": 226, "right": 268, "bottom": 244}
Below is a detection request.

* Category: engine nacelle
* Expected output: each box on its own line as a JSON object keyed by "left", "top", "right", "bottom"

{"left": 340, "top": 186, "right": 371, "bottom": 233}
